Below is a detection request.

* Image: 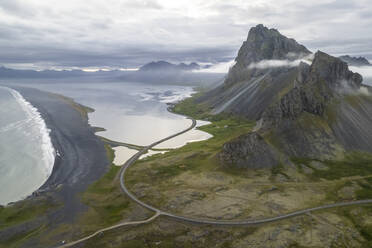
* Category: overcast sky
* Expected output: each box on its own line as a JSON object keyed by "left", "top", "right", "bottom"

{"left": 1, "top": 0, "right": 372, "bottom": 70}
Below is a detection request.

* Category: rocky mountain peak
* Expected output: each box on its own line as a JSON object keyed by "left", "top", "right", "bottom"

{"left": 201, "top": 24, "right": 372, "bottom": 170}
{"left": 225, "top": 24, "right": 311, "bottom": 84}
{"left": 239, "top": 24, "right": 310, "bottom": 65}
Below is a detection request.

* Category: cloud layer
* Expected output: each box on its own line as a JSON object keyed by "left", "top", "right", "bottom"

{"left": 0, "top": 0, "right": 372, "bottom": 70}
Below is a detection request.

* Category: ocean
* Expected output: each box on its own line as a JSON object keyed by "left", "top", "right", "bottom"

{"left": 0, "top": 86, "right": 55, "bottom": 206}
{"left": 0, "top": 81, "right": 212, "bottom": 204}
{"left": 24, "top": 81, "right": 211, "bottom": 147}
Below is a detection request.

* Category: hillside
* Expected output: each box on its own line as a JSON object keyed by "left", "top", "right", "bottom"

{"left": 195, "top": 24, "right": 372, "bottom": 169}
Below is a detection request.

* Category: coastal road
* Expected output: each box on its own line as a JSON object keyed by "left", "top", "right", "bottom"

{"left": 119, "top": 116, "right": 372, "bottom": 225}
{"left": 58, "top": 212, "right": 160, "bottom": 248}
{"left": 58, "top": 115, "right": 372, "bottom": 247}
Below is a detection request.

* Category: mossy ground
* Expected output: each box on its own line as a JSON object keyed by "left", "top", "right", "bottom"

{"left": 0, "top": 200, "right": 57, "bottom": 231}
{"left": 3, "top": 92, "right": 372, "bottom": 247}
{"left": 123, "top": 93, "right": 372, "bottom": 247}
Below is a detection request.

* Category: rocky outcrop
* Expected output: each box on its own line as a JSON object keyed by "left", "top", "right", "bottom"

{"left": 310, "top": 52, "right": 362, "bottom": 88}
{"left": 261, "top": 51, "right": 362, "bottom": 128}
{"left": 219, "top": 132, "right": 279, "bottom": 168}
{"left": 339, "top": 55, "right": 371, "bottom": 66}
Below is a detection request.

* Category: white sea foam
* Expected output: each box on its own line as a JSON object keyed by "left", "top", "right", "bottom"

{"left": 3, "top": 87, "right": 55, "bottom": 181}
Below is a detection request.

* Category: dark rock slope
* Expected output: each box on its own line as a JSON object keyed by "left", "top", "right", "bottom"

{"left": 198, "top": 24, "right": 311, "bottom": 120}
{"left": 198, "top": 25, "right": 372, "bottom": 169}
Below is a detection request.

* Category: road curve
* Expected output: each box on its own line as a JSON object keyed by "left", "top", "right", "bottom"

{"left": 56, "top": 114, "right": 372, "bottom": 247}
{"left": 57, "top": 212, "right": 160, "bottom": 248}
{"left": 119, "top": 116, "right": 372, "bottom": 225}
{"left": 119, "top": 117, "right": 197, "bottom": 213}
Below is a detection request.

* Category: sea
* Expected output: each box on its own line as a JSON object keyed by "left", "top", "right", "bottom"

{"left": 0, "top": 86, "right": 55, "bottom": 206}
{"left": 0, "top": 81, "right": 212, "bottom": 205}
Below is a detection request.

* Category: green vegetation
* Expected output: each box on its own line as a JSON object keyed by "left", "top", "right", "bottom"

{"left": 126, "top": 116, "right": 255, "bottom": 187}
{"left": 0, "top": 201, "right": 57, "bottom": 230}
{"left": 270, "top": 163, "right": 290, "bottom": 179}
{"left": 356, "top": 178, "right": 372, "bottom": 200}
{"left": 80, "top": 144, "right": 131, "bottom": 227}
{"left": 0, "top": 224, "right": 46, "bottom": 248}
{"left": 79, "top": 216, "right": 257, "bottom": 248}
{"left": 171, "top": 92, "right": 209, "bottom": 119}
{"left": 291, "top": 152, "right": 372, "bottom": 181}
{"left": 340, "top": 206, "right": 372, "bottom": 247}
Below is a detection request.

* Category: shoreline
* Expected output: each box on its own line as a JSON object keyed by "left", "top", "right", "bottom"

{"left": 0, "top": 86, "right": 55, "bottom": 206}
{"left": 109, "top": 102, "right": 213, "bottom": 166}
{"left": 6, "top": 86, "right": 109, "bottom": 223}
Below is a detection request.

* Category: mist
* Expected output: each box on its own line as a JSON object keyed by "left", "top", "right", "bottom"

{"left": 350, "top": 66, "right": 372, "bottom": 86}
{"left": 197, "top": 60, "right": 236, "bottom": 73}
{"left": 247, "top": 54, "right": 314, "bottom": 70}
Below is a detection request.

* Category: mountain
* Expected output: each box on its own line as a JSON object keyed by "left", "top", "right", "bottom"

{"left": 139, "top": 61, "right": 201, "bottom": 71}
{"left": 198, "top": 24, "right": 312, "bottom": 120}
{"left": 196, "top": 24, "right": 372, "bottom": 169}
{"left": 225, "top": 24, "right": 311, "bottom": 85}
{"left": 0, "top": 66, "right": 95, "bottom": 78}
{"left": 339, "top": 55, "right": 371, "bottom": 66}
{"left": 0, "top": 65, "right": 224, "bottom": 88}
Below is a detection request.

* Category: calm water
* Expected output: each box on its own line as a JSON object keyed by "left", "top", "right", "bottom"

{"left": 0, "top": 86, "right": 54, "bottom": 205}
{"left": 18, "top": 81, "right": 211, "bottom": 143}
{"left": 0, "top": 81, "right": 212, "bottom": 204}
{"left": 8, "top": 80, "right": 212, "bottom": 163}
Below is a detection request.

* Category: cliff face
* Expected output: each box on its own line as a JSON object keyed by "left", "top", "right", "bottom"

{"left": 219, "top": 133, "right": 279, "bottom": 169}
{"left": 209, "top": 25, "right": 372, "bottom": 169}
{"left": 261, "top": 51, "right": 362, "bottom": 129}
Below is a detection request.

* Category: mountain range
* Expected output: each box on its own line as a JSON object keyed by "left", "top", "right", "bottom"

{"left": 0, "top": 61, "right": 203, "bottom": 79}
{"left": 195, "top": 24, "right": 372, "bottom": 168}
{"left": 339, "top": 55, "right": 371, "bottom": 66}
{"left": 139, "top": 61, "right": 207, "bottom": 71}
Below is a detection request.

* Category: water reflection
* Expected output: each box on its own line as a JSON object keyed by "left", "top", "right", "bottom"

{"left": 12, "top": 81, "right": 213, "bottom": 163}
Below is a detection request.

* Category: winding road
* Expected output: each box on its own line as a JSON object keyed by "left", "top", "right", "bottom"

{"left": 119, "top": 117, "right": 372, "bottom": 225}
{"left": 59, "top": 116, "right": 372, "bottom": 247}
{"left": 58, "top": 212, "right": 160, "bottom": 248}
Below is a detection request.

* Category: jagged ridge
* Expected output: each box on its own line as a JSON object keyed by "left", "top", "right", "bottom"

{"left": 198, "top": 25, "right": 372, "bottom": 169}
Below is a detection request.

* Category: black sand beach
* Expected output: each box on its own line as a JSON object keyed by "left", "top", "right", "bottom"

{"left": 0, "top": 86, "right": 109, "bottom": 242}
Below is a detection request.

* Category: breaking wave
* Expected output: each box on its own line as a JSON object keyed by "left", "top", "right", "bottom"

{"left": 0, "top": 86, "right": 55, "bottom": 205}
{"left": 7, "top": 87, "right": 55, "bottom": 177}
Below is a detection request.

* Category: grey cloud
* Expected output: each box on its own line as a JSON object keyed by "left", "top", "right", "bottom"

{"left": 0, "top": 0, "right": 371, "bottom": 70}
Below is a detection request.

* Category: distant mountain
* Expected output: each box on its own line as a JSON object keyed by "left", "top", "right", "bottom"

{"left": 0, "top": 66, "right": 87, "bottom": 78}
{"left": 0, "top": 65, "right": 224, "bottom": 88}
{"left": 194, "top": 24, "right": 372, "bottom": 169}
{"left": 139, "top": 61, "right": 201, "bottom": 71}
{"left": 339, "top": 55, "right": 371, "bottom": 66}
